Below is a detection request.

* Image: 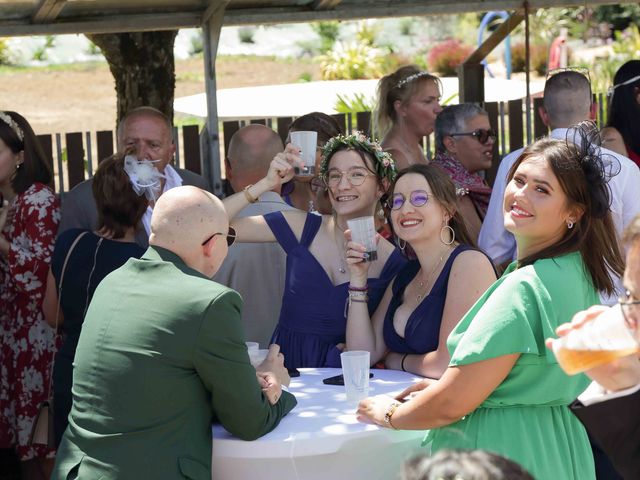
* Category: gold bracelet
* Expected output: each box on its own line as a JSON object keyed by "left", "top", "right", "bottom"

{"left": 384, "top": 401, "right": 401, "bottom": 430}
{"left": 243, "top": 184, "right": 258, "bottom": 203}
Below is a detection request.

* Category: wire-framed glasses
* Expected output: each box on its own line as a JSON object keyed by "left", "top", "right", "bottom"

{"left": 618, "top": 289, "right": 640, "bottom": 328}
{"left": 323, "top": 167, "right": 374, "bottom": 188}
{"left": 390, "top": 190, "right": 431, "bottom": 210}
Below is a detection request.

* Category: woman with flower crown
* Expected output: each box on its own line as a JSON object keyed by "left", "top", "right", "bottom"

{"left": 0, "top": 111, "right": 59, "bottom": 479}
{"left": 344, "top": 164, "right": 496, "bottom": 377}
{"left": 376, "top": 65, "right": 443, "bottom": 170}
{"left": 356, "top": 128, "right": 625, "bottom": 480}
{"left": 222, "top": 132, "right": 406, "bottom": 368}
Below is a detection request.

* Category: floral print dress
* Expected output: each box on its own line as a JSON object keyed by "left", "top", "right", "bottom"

{"left": 0, "top": 182, "right": 59, "bottom": 461}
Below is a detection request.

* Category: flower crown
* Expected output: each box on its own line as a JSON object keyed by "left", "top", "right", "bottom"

{"left": 320, "top": 131, "right": 397, "bottom": 183}
{"left": 0, "top": 111, "right": 24, "bottom": 141}
{"left": 395, "top": 71, "right": 432, "bottom": 89}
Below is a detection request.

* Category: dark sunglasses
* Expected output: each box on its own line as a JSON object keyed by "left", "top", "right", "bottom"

{"left": 390, "top": 190, "right": 430, "bottom": 210}
{"left": 449, "top": 128, "right": 497, "bottom": 145}
{"left": 201, "top": 226, "right": 237, "bottom": 247}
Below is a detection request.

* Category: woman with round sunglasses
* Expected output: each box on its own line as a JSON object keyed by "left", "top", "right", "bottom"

{"left": 376, "top": 65, "right": 443, "bottom": 169}
{"left": 344, "top": 164, "right": 496, "bottom": 377}
{"left": 222, "top": 132, "right": 406, "bottom": 368}
{"left": 356, "top": 128, "right": 624, "bottom": 480}
{"left": 432, "top": 104, "right": 495, "bottom": 243}
{"left": 601, "top": 60, "right": 640, "bottom": 167}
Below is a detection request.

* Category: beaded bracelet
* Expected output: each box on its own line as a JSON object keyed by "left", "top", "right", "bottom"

{"left": 384, "top": 401, "right": 401, "bottom": 429}
{"left": 348, "top": 284, "right": 369, "bottom": 292}
{"left": 348, "top": 290, "right": 368, "bottom": 298}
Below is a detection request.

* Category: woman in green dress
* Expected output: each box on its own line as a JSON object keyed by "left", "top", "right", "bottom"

{"left": 355, "top": 130, "right": 625, "bottom": 480}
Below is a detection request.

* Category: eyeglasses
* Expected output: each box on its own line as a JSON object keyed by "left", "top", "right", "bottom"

{"left": 323, "top": 167, "right": 375, "bottom": 188}
{"left": 390, "top": 190, "right": 431, "bottom": 210}
{"left": 310, "top": 176, "right": 325, "bottom": 193}
{"left": 608, "top": 74, "right": 640, "bottom": 98}
{"left": 201, "top": 226, "right": 237, "bottom": 247}
{"left": 618, "top": 289, "right": 640, "bottom": 329}
{"left": 546, "top": 66, "right": 591, "bottom": 82}
{"left": 449, "top": 128, "right": 497, "bottom": 145}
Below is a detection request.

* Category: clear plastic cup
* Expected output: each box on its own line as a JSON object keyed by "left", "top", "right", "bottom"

{"left": 290, "top": 131, "right": 318, "bottom": 176}
{"left": 552, "top": 304, "right": 639, "bottom": 375}
{"left": 248, "top": 349, "right": 269, "bottom": 367}
{"left": 340, "top": 350, "right": 370, "bottom": 405}
{"left": 347, "top": 216, "right": 378, "bottom": 262}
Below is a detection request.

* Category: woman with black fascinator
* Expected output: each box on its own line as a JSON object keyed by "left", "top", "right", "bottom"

{"left": 356, "top": 123, "right": 624, "bottom": 480}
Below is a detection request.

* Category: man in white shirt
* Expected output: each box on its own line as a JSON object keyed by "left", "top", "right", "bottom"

{"left": 551, "top": 214, "right": 640, "bottom": 480}
{"left": 479, "top": 71, "right": 640, "bottom": 303}
{"left": 213, "top": 124, "right": 294, "bottom": 347}
{"left": 58, "top": 107, "right": 209, "bottom": 247}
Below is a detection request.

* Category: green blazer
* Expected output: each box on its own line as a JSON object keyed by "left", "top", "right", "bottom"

{"left": 52, "top": 246, "right": 296, "bottom": 480}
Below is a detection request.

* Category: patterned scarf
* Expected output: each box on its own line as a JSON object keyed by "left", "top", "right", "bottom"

{"left": 431, "top": 152, "right": 492, "bottom": 219}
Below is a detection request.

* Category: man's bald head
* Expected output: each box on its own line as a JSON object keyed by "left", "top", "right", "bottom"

{"left": 227, "top": 125, "right": 284, "bottom": 191}
{"left": 150, "top": 186, "right": 229, "bottom": 276}
{"left": 543, "top": 71, "right": 592, "bottom": 128}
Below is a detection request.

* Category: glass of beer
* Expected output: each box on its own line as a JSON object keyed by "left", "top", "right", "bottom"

{"left": 552, "top": 304, "right": 640, "bottom": 375}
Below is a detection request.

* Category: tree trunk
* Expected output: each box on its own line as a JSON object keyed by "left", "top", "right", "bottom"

{"left": 86, "top": 31, "right": 178, "bottom": 126}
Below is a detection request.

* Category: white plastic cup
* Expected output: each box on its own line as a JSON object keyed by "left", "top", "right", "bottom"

{"left": 290, "top": 130, "right": 318, "bottom": 176}
{"left": 340, "top": 350, "right": 370, "bottom": 405}
{"left": 552, "top": 304, "right": 639, "bottom": 375}
{"left": 245, "top": 341, "right": 259, "bottom": 352}
{"left": 347, "top": 216, "right": 378, "bottom": 262}
{"left": 248, "top": 349, "right": 269, "bottom": 367}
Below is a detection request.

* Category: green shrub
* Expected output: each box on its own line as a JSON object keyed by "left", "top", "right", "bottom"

{"left": 510, "top": 42, "right": 548, "bottom": 75}
{"left": 238, "top": 27, "right": 255, "bottom": 44}
{"left": 311, "top": 21, "right": 341, "bottom": 54}
{"left": 189, "top": 32, "right": 203, "bottom": 56}
{"left": 0, "top": 38, "right": 10, "bottom": 65}
{"left": 355, "top": 21, "right": 380, "bottom": 47}
{"left": 334, "top": 93, "right": 376, "bottom": 113}
{"left": 319, "top": 42, "right": 384, "bottom": 80}
{"left": 427, "top": 39, "right": 473, "bottom": 76}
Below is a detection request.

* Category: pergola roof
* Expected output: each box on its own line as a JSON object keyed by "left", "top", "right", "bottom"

{"left": 0, "top": 0, "right": 631, "bottom": 37}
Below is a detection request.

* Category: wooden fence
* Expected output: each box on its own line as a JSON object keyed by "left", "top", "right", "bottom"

{"left": 43, "top": 94, "right": 608, "bottom": 194}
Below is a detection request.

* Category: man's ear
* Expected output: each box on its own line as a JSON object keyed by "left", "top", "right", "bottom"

{"left": 538, "top": 106, "right": 550, "bottom": 127}
{"left": 202, "top": 235, "right": 218, "bottom": 258}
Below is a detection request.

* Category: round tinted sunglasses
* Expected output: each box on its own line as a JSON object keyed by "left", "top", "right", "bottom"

{"left": 449, "top": 128, "right": 497, "bottom": 145}
{"left": 201, "top": 226, "right": 237, "bottom": 247}
{"left": 390, "top": 190, "right": 430, "bottom": 210}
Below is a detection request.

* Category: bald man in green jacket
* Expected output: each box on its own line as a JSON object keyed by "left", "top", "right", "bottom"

{"left": 52, "top": 186, "right": 296, "bottom": 480}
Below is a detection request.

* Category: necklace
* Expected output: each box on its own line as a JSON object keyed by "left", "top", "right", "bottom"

{"left": 415, "top": 248, "right": 451, "bottom": 302}
{"left": 333, "top": 215, "right": 348, "bottom": 274}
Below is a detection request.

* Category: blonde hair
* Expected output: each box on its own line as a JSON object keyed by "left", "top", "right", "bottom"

{"left": 376, "top": 65, "right": 441, "bottom": 137}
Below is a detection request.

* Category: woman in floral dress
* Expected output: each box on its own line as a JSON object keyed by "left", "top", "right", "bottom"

{"left": 0, "top": 111, "right": 59, "bottom": 480}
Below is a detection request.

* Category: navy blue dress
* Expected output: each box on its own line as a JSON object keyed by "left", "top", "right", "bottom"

{"left": 383, "top": 244, "right": 474, "bottom": 354}
{"left": 50, "top": 229, "right": 144, "bottom": 447}
{"left": 265, "top": 212, "right": 406, "bottom": 368}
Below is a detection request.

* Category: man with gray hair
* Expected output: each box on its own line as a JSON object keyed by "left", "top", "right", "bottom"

{"left": 214, "top": 124, "right": 294, "bottom": 347}
{"left": 432, "top": 103, "right": 495, "bottom": 241}
{"left": 58, "top": 106, "right": 209, "bottom": 247}
{"left": 479, "top": 71, "right": 640, "bottom": 286}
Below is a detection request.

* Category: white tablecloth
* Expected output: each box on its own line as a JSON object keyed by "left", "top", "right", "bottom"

{"left": 211, "top": 368, "right": 426, "bottom": 480}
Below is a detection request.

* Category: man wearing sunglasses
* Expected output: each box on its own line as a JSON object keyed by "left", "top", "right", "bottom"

{"left": 479, "top": 70, "right": 640, "bottom": 296}
{"left": 432, "top": 103, "right": 495, "bottom": 242}
{"left": 550, "top": 215, "right": 640, "bottom": 480}
{"left": 52, "top": 186, "right": 296, "bottom": 480}
{"left": 215, "top": 124, "right": 295, "bottom": 348}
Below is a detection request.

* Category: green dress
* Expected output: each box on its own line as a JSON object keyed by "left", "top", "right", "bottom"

{"left": 425, "top": 252, "right": 597, "bottom": 480}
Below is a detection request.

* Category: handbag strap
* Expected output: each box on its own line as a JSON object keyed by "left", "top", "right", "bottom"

{"left": 46, "top": 230, "right": 89, "bottom": 398}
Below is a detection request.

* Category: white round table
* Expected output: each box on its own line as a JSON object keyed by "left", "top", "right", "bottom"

{"left": 211, "top": 368, "right": 426, "bottom": 480}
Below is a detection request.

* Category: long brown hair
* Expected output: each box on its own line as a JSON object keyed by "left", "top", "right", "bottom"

{"left": 390, "top": 164, "right": 475, "bottom": 251}
{"left": 507, "top": 135, "right": 624, "bottom": 295}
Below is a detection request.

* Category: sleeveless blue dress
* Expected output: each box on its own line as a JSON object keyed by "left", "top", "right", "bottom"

{"left": 265, "top": 212, "right": 406, "bottom": 368}
{"left": 383, "top": 244, "right": 475, "bottom": 354}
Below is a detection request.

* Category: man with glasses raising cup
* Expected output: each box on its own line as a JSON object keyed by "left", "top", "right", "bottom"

{"left": 432, "top": 103, "right": 496, "bottom": 242}
{"left": 549, "top": 215, "right": 640, "bottom": 480}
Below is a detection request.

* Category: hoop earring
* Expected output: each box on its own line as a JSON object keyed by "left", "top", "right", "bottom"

{"left": 396, "top": 237, "right": 406, "bottom": 251}
{"left": 440, "top": 225, "right": 455, "bottom": 245}
{"left": 567, "top": 221, "right": 574, "bottom": 229}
